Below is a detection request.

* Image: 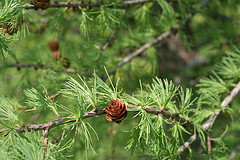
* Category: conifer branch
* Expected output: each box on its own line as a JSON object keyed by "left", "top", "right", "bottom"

{"left": 24, "top": 0, "right": 156, "bottom": 10}
{"left": 117, "top": 30, "right": 173, "bottom": 67}
{"left": 1, "top": 104, "right": 194, "bottom": 133}
{"left": 178, "top": 81, "right": 240, "bottom": 153}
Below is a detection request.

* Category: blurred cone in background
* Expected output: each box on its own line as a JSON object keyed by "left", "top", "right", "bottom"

{"left": 48, "top": 40, "right": 70, "bottom": 68}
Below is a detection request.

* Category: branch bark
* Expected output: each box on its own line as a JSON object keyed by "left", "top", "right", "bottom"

{"left": 1, "top": 104, "right": 194, "bottom": 133}
{"left": 43, "top": 127, "right": 50, "bottom": 150}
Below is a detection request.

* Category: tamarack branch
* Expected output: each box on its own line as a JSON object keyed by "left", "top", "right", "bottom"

{"left": 0, "top": 105, "right": 194, "bottom": 133}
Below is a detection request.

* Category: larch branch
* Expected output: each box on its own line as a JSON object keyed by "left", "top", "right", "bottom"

{"left": 1, "top": 104, "right": 194, "bottom": 133}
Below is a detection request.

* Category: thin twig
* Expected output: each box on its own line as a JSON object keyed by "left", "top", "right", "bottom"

{"left": 17, "top": 105, "right": 35, "bottom": 111}
{"left": 95, "top": 6, "right": 128, "bottom": 62}
{"left": 101, "top": 32, "right": 115, "bottom": 52}
{"left": 24, "top": 0, "right": 156, "bottom": 10}
{"left": 178, "top": 81, "right": 240, "bottom": 153}
{"left": 117, "top": 30, "right": 173, "bottom": 67}
{"left": 49, "top": 93, "right": 61, "bottom": 100}
{"left": 117, "top": 13, "right": 192, "bottom": 68}
{"left": 43, "top": 127, "right": 50, "bottom": 150}
{"left": 101, "top": 29, "right": 175, "bottom": 80}
{"left": 95, "top": 32, "right": 115, "bottom": 61}
{"left": 207, "top": 133, "right": 212, "bottom": 154}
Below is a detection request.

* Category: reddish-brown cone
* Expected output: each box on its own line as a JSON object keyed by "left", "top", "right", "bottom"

{"left": 52, "top": 51, "right": 62, "bottom": 60}
{"left": 34, "top": 0, "right": 50, "bottom": 9}
{"left": 105, "top": 100, "right": 128, "bottom": 123}
{"left": 48, "top": 40, "right": 59, "bottom": 52}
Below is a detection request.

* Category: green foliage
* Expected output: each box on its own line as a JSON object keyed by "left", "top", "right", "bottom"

{"left": 0, "top": 96, "right": 19, "bottom": 128}
{"left": 25, "top": 88, "right": 59, "bottom": 116}
{"left": 0, "top": 0, "right": 240, "bottom": 159}
{"left": 1, "top": 132, "right": 69, "bottom": 159}
{"left": 157, "top": 0, "right": 176, "bottom": 29}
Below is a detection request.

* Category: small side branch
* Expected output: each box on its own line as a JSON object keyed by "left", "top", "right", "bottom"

{"left": 221, "top": 81, "right": 240, "bottom": 109}
{"left": 178, "top": 134, "right": 197, "bottom": 153}
{"left": 178, "top": 81, "right": 240, "bottom": 153}
{"left": 104, "top": 29, "right": 175, "bottom": 78}
{"left": 207, "top": 134, "right": 212, "bottom": 154}
{"left": 43, "top": 127, "right": 50, "bottom": 150}
{"left": 117, "top": 30, "right": 173, "bottom": 67}
{"left": 95, "top": 32, "right": 115, "bottom": 61}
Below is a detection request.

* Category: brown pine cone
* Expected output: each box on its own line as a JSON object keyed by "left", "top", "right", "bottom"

{"left": 34, "top": 0, "right": 50, "bottom": 10}
{"left": 52, "top": 50, "right": 62, "bottom": 60}
{"left": 105, "top": 100, "right": 128, "bottom": 124}
{"left": 48, "top": 40, "right": 59, "bottom": 52}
